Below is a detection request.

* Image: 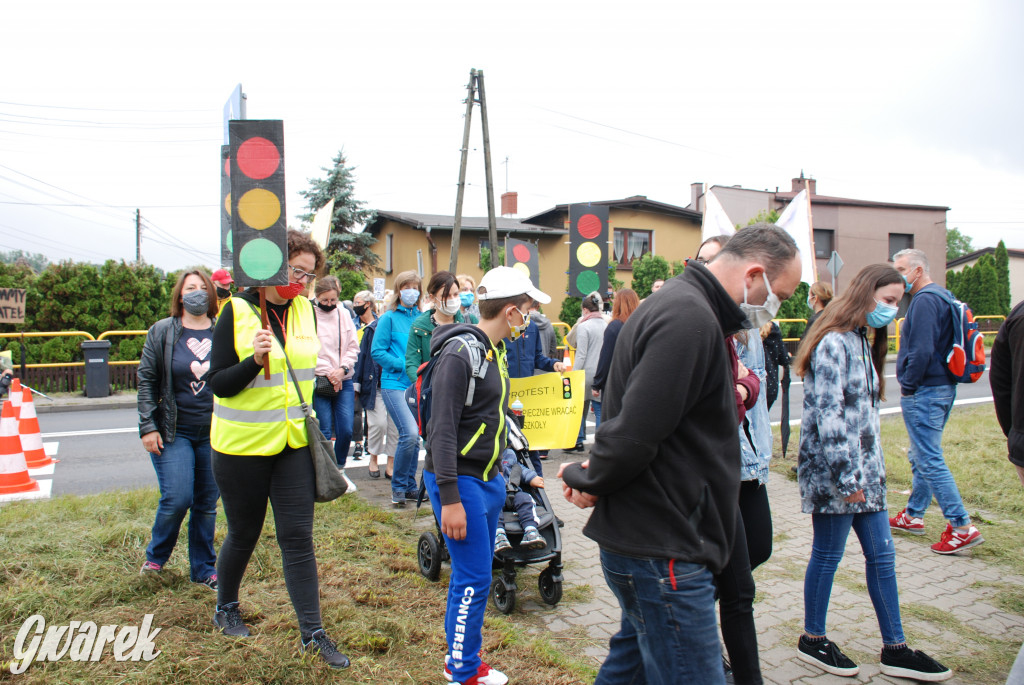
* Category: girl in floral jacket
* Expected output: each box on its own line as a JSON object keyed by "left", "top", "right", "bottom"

{"left": 792, "top": 264, "right": 952, "bottom": 683}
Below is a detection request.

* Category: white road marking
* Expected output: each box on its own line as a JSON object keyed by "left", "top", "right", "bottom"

{"left": 41, "top": 427, "right": 137, "bottom": 438}
{"left": 771, "top": 395, "right": 993, "bottom": 427}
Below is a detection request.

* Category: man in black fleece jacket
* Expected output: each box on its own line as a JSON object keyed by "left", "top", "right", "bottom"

{"left": 560, "top": 225, "right": 802, "bottom": 684}
{"left": 990, "top": 300, "right": 1024, "bottom": 487}
{"left": 422, "top": 266, "right": 551, "bottom": 685}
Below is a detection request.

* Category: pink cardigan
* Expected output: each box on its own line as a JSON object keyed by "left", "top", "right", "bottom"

{"left": 314, "top": 305, "right": 359, "bottom": 379}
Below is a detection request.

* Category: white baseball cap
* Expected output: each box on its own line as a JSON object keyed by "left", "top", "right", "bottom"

{"left": 477, "top": 266, "right": 551, "bottom": 304}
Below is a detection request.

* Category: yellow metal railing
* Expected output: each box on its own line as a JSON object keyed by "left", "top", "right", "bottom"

{"left": 774, "top": 318, "right": 808, "bottom": 344}
{"left": 0, "top": 331, "right": 95, "bottom": 342}
{"left": 97, "top": 330, "right": 148, "bottom": 341}
{"left": 553, "top": 321, "right": 575, "bottom": 366}
{"left": 1, "top": 330, "right": 145, "bottom": 368}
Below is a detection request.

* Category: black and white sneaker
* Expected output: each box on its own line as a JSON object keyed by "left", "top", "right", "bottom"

{"left": 797, "top": 635, "right": 859, "bottom": 676}
{"left": 213, "top": 602, "right": 251, "bottom": 637}
{"left": 880, "top": 647, "right": 953, "bottom": 682}
{"left": 392, "top": 492, "right": 406, "bottom": 508}
{"left": 301, "top": 629, "right": 350, "bottom": 669}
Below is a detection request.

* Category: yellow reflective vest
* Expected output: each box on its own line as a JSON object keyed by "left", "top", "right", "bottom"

{"left": 211, "top": 297, "right": 320, "bottom": 456}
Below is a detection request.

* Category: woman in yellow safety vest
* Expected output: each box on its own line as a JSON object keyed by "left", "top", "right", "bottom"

{"left": 207, "top": 230, "right": 349, "bottom": 669}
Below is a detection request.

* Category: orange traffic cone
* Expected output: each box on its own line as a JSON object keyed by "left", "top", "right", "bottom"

{"left": 0, "top": 400, "right": 39, "bottom": 495}
{"left": 9, "top": 377, "right": 22, "bottom": 419}
{"left": 562, "top": 348, "right": 573, "bottom": 371}
{"left": 19, "top": 388, "right": 52, "bottom": 469}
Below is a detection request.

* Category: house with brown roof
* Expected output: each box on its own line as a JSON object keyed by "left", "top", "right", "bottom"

{"left": 364, "top": 196, "right": 702, "bottom": 318}
{"left": 948, "top": 246, "right": 1024, "bottom": 308}
{"left": 689, "top": 174, "right": 949, "bottom": 291}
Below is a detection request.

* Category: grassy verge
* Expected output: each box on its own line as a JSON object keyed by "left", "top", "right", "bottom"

{"left": 0, "top": 489, "right": 594, "bottom": 683}
{"left": 772, "top": 404, "right": 1024, "bottom": 575}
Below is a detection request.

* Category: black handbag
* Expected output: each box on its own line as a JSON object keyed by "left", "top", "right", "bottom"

{"left": 314, "top": 375, "right": 339, "bottom": 398}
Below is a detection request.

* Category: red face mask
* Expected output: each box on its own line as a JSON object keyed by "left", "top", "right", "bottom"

{"left": 275, "top": 281, "right": 305, "bottom": 300}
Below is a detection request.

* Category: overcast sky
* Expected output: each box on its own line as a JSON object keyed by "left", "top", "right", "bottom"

{"left": 2, "top": 0, "right": 1021, "bottom": 272}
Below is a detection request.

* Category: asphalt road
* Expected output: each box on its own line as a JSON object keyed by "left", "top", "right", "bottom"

{"left": 36, "top": 363, "right": 995, "bottom": 498}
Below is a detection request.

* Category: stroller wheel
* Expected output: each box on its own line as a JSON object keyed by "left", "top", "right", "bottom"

{"left": 538, "top": 567, "right": 563, "bottom": 606}
{"left": 417, "top": 531, "right": 443, "bottom": 581}
{"left": 491, "top": 577, "right": 516, "bottom": 614}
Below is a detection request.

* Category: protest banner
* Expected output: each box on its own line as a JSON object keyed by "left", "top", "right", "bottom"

{"left": 508, "top": 370, "right": 584, "bottom": 450}
{"left": 0, "top": 289, "right": 26, "bottom": 325}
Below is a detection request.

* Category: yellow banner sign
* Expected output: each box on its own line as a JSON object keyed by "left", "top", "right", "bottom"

{"left": 509, "top": 370, "right": 585, "bottom": 450}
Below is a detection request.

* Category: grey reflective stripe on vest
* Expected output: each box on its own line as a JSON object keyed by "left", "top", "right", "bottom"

{"left": 245, "top": 367, "right": 315, "bottom": 389}
{"left": 213, "top": 404, "right": 307, "bottom": 423}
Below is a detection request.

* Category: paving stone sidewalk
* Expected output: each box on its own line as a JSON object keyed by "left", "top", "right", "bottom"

{"left": 350, "top": 449, "right": 1023, "bottom": 684}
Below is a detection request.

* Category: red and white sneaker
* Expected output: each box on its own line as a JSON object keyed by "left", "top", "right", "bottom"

{"left": 444, "top": 656, "right": 508, "bottom": 685}
{"left": 931, "top": 523, "right": 983, "bottom": 554}
{"left": 889, "top": 509, "right": 925, "bottom": 536}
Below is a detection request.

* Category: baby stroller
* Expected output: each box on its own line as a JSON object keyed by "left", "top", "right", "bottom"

{"left": 415, "top": 416, "right": 564, "bottom": 614}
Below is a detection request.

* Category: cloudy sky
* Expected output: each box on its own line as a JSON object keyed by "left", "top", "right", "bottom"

{"left": 2, "top": 0, "right": 1021, "bottom": 272}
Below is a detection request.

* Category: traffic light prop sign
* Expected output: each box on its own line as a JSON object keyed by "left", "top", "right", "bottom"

{"left": 229, "top": 120, "right": 289, "bottom": 378}
{"left": 568, "top": 204, "right": 608, "bottom": 298}
{"left": 229, "top": 120, "right": 289, "bottom": 289}
{"left": 220, "top": 145, "right": 232, "bottom": 267}
{"left": 505, "top": 237, "right": 540, "bottom": 288}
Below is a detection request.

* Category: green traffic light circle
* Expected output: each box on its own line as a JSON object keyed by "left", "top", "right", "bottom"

{"left": 238, "top": 238, "right": 283, "bottom": 281}
{"left": 576, "top": 271, "right": 600, "bottom": 295}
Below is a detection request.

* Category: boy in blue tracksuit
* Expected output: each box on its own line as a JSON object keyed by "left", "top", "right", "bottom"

{"left": 423, "top": 266, "right": 551, "bottom": 685}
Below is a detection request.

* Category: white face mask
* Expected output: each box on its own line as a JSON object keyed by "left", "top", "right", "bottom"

{"left": 507, "top": 306, "right": 531, "bottom": 340}
{"left": 740, "top": 272, "right": 781, "bottom": 329}
{"left": 437, "top": 297, "right": 462, "bottom": 317}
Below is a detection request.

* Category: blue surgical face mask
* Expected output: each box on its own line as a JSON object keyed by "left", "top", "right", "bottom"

{"left": 902, "top": 271, "right": 918, "bottom": 293}
{"left": 400, "top": 288, "right": 419, "bottom": 307}
{"left": 460, "top": 292, "right": 475, "bottom": 308}
{"left": 866, "top": 299, "right": 898, "bottom": 328}
{"left": 806, "top": 295, "right": 815, "bottom": 310}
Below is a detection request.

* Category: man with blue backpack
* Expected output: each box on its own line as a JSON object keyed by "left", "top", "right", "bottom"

{"left": 891, "top": 248, "right": 983, "bottom": 554}
{"left": 418, "top": 266, "right": 552, "bottom": 685}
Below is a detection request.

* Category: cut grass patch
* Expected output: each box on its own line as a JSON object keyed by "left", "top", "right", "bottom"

{"left": 0, "top": 488, "right": 594, "bottom": 683}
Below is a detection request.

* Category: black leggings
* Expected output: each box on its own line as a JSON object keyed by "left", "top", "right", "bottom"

{"left": 213, "top": 445, "right": 322, "bottom": 637}
{"left": 716, "top": 480, "right": 774, "bottom": 685}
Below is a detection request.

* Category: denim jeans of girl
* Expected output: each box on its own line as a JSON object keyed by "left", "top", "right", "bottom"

{"left": 312, "top": 378, "right": 354, "bottom": 468}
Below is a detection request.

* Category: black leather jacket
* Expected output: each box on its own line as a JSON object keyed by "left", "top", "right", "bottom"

{"left": 137, "top": 316, "right": 187, "bottom": 442}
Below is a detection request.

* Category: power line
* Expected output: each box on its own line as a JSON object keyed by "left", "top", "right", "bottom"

{"left": 0, "top": 113, "right": 217, "bottom": 130}
{"left": 0, "top": 100, "right": 214, "bottom": 114}
{"left": 0, "top": 200, "right": 216, "bottom": 208}
{"left": 0, "top": 128, "right": 219, "bottom": 143}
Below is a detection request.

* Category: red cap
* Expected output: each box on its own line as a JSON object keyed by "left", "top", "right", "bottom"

{"left": 211, "top": 268, "right": 233, "bottom": 285}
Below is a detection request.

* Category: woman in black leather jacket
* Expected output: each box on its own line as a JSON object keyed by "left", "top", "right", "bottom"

{"left": 136, "top": 269, "right": 219, "bottom": 588}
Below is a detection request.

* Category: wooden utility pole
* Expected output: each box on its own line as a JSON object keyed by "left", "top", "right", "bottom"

{"left": 449, "top": 70, "right": 476, "bottom": 274}
{"left": 476, "top": 70, "right": 499, "bottom": 269}
{"left": 136, "top": 209, "right": 141, "bottom": 262}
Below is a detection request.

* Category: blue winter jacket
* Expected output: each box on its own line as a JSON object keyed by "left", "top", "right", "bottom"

{"left": 896, "top": 284, "right": 956, "bottom": 395}
{"left": 371, "top": 305, "right": 419, "bottom": 390}
{"left": 353, "top": 318, "right": 382, "bottom": 411}
{"left": 735, "top": 332, "right": 772, "bottom": 484}
{"left": 503, "top": 321, "right": 559, "bottom": 379}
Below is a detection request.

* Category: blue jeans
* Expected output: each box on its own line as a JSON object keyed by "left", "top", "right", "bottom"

{"left": 804, "top": 511, "right": 905, "bottom": 645}
{"left": 593, "top": 400, "right": 603, "bottom": 428}
{"left": 423, "top": 471, "right": 505, "bottom": 684}
{"left": 577, "top": 398, "right": 592, "bottom": 443}
{"left": 901, "top": 384, "right": 970, "bottom": 527}
{"left": 312, "top": 378, "right": 354, "bottom": 468}
{"left": 595, "top": 549, "right": 724, "bottom": 685}
{"left": 146, "top": 424, "right": 219, "bottom": 582}
{"left": 381, "top": 387, "right": 421, "bottom": 498}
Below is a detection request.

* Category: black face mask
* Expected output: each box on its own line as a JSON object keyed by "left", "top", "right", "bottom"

{"left": 216, "top": 286, "right": 231, "bottom": 299}
{"left": 316, "top": 301, "right": 338, "bottom": 313}
{"left": 353, "top": 304, "right": 368, "bottom": 316}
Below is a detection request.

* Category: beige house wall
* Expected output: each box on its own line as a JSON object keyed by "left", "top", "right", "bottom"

{"left": 948, "top": 255, "right": 1024, "bottom": 309}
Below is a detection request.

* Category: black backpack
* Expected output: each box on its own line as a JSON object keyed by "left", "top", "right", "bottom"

{"left": 405, "top": 334, "right": 490, "bottom": 438}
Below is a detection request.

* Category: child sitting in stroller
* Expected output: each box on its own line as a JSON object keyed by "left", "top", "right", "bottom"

{"left": 494, "top": 447, "right": 546, "bottom": 553}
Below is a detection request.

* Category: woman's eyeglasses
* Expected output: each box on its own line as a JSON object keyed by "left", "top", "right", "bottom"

{"left": 288, "top": 264, "right": 317, "bottom": 282}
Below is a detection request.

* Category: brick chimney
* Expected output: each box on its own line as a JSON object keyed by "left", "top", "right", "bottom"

{"left": 501, "top": 191, "right": 518, "bottom": 217}
{"left": 791, "top": 172, "right": 816, "bottom": 195}
{"left": 691, "top": 182, "right": 704, "bottom": 210}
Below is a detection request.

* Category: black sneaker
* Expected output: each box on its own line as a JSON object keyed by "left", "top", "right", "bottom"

{"left": 301, "top": 629, "right": 350, "bottom": 669}
{"left": 392, "top": 492, "right": 406, "bottom": 508}
{"left": 797, "top": 635, "right": 859, "bottom": 676}
{"left": 880, "top": 647, "right": 952, "bottom": 682}
{"left": 352, "top": 443, "right": 364, "bottom": 459}
{"left": 213, "top": 602, "right": 251, "bottom": 637}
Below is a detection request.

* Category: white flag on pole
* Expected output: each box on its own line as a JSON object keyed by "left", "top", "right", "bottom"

{"left": 701, "top": 189, "right": 736, "bottom": 241}
{"left": 309, "top": 198, "right": 335, "bottom": 251}
{"left": 776, "top": 189, "right": 816, "bottom": 284}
